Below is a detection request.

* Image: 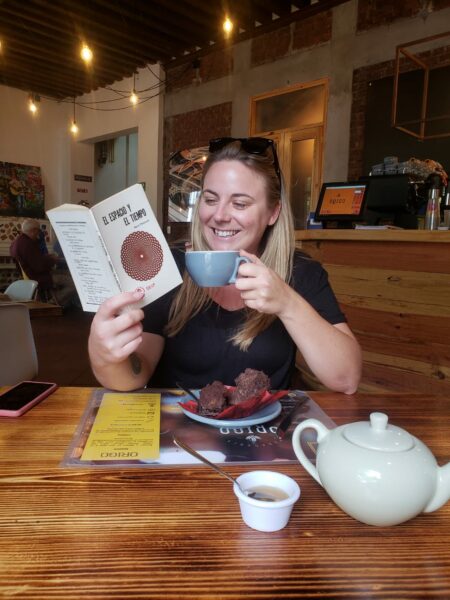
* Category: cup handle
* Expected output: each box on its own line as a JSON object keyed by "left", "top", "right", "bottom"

{"left": 228, "top": 256, "right": 251, "bottom": 284}
{"left": 291, "top": 419, "right": 330, "bottom": 487}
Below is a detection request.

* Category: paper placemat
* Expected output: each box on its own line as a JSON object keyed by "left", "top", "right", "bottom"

{"left": 61, "top": 388, "right": 335, "bottom": 468}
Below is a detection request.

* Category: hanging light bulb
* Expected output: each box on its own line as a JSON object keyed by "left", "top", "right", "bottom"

{"left": 80, "top": 43, "right": 93, "bottom": 63}
{"left": 223, "top": 16, "right": 234, "bottom": 35}
{"left": 130, "top": 90, "right": 138, "bottom": 105}
{"left": 28, "top": 93, "right": 39, "bottom": 114}
{"left": 130, "top": 73, "right": 138, "bottom": 105}
{"left": 70, "top": 99, "right": 79, "bottom": 135}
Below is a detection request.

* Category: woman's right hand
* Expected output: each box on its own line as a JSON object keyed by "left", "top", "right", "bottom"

{"left": 88, "top": 288, "right": 145, "bottom": 369}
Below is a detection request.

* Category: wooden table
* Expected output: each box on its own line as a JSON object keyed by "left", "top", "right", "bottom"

{"left": 1, "top": 388, "right": 449, "bottom": 599}
{"left": 0, "top": 297, "right": 63, "bottom": 318}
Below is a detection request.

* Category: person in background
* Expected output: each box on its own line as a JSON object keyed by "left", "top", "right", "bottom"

{"left": 10, "top": 218, "right": 78, "bottom": 308}
{"left": 88, "top": 137, "right": 362, "bottom": 393}
{"left": 38, "top": 224, "right": 49, "bottom": 255}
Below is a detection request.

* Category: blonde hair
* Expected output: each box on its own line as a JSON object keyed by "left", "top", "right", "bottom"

{"left": 166, "top": 140, "right": 295, "bottom": 350}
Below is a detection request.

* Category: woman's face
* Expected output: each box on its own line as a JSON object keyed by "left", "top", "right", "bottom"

{"left": 198, "top": 160, "right": 280, "bottom": 254}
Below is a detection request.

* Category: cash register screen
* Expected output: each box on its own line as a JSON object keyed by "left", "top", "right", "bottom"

{"left": 315, "top": 182, "right": 368, "bottom": 222}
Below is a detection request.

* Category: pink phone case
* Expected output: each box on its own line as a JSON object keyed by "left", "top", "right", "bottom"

{"left": 0, "top": 381, "right": 58, "bottom": 417}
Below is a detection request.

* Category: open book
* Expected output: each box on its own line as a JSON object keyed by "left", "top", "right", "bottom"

{"left": 47, "top": 184, "right": 182, "bottom": 312}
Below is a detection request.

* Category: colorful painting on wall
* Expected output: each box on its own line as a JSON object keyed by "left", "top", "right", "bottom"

{"left": 168, "top": 147, "right": 207, "bottom": 222}
{"left": 0, "top": 161, "right": 45, "bottom": 218}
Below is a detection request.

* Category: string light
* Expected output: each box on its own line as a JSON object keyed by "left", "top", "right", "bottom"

{"left": 223, "top": 16, "right": 233, "bottom": 35}
{"left": 130, "top": 73, "right": 138, "bottom": 105}
{"left": 28, "top": 93, "right": 39, "bottom": 114}
{"left": 80, "top": 43, "right": 93, "bottom": 63}
{"left": 70, "top": 98, "right": 79, "bottom": 134}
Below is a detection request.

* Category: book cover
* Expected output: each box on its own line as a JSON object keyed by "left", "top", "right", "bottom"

{"left": 47, "top": 184, "right": 182, "bottom": 311}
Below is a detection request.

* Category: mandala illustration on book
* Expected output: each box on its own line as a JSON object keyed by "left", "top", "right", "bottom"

{"left": 120, "top": 231, "right": 164, "bottom": 281}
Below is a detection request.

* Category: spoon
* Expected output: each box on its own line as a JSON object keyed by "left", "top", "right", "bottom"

{"left": 175, "top": 382, "right": 199, "bottom": 402}
{"left": 172, "top": 436, "right": 277, "bottom": 502}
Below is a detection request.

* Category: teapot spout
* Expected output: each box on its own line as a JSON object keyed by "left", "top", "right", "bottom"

{"left": 424, "top": 463, "right": 450, "bottom": 513}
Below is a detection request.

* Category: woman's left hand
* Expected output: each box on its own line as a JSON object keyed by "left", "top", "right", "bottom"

{"left": 234, "top": 250, "right": 293, "bottom": 315}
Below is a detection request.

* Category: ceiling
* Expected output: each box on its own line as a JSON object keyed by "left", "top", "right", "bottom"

{"left": 0, "top": 0, "right": 346, "bottom": 100}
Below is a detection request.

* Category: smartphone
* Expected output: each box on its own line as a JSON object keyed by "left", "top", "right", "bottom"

{"left": 0, "top": 381, "right": 58, "bottom": 417}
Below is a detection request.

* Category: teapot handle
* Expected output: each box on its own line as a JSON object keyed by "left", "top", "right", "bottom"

{"left": 291, "top": 419, "right": 330, "bottom": 487}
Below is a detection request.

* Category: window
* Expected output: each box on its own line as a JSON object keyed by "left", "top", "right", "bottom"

{"left": 251, "top": 80, "right": 327, "bottom": 228}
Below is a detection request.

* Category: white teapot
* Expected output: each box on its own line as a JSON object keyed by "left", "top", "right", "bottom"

{"left": 292, "top": 412, "right": 450, "bottom": 526}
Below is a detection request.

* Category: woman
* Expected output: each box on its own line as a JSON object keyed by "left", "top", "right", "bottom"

{"left": 88, "top": 137, "right": 362, "bottom": 393}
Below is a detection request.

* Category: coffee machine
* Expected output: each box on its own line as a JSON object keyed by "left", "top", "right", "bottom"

{"left": 358, "top": 174, "right": 422, "bottom": 228}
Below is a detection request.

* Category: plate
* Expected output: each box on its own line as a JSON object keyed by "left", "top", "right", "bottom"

{"left": 180, "top": 401, "right": 282, "bottom": 428}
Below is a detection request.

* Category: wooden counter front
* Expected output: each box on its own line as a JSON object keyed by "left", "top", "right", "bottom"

{"left": 295, "top": 229, "right": 450, "bottom": 394}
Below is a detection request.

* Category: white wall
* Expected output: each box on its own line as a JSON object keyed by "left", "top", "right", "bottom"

{"left": 0, "top": 85, "right": 72, "bottom": 209}
{"left": 75, "top": 66, "right": 164, "bottom": 219}
{"left": 0, "top": 64, "right": 164, "bottom": 219}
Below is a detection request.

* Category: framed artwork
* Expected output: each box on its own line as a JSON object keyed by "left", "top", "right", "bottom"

{"left": 0, "top": 161, "right": 45, "bottom": 218}
{"left": 168, "top": 146, "right": 208, "bottom": 222}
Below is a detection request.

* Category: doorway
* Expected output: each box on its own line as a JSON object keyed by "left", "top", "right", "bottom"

{"left": 250, "top": 79, "right": 327, "bottom": 228}
{"left": 94, "top": 131, "right": 138, "bottom": 205}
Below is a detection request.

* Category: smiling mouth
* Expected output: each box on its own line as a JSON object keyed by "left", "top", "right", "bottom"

{"left": 213, "top": 228, "right": 240, "bottom": 238}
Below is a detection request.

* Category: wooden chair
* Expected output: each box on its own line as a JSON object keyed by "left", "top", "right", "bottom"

{"left": 0, "top": 304, "right": 38, "bottom": 385}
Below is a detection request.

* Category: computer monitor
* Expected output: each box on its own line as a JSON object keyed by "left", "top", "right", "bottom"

{"left": 314, "top": 181, "right": 369, "bottom": 225}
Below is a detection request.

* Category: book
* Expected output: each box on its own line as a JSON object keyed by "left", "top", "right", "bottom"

{"left": 47, "top": 184, "right": 182, "bottom": 312}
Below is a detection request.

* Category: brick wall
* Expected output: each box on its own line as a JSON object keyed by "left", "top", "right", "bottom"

{"left": 251, "top": 11, "right": 332, "bottom": 68}
{"left": 348, "top": 45, "right": 450, "bottom": 180}
{"left": 164, "top": 102, "right": 232, "bottom": 156}
{"left": 163, "top": 102, "right": 232, "bottom": 239}
{"left": 293, "top": 10, "right": 333, "bottom": 52}
{"left": 357, "top": 0, "right": 450, "bottom": 32}
{"left": 251, "top": 25, "right": 291, "bottom": 67}
{"left": 165, "top": 47, "right": 233, "bottom": 93}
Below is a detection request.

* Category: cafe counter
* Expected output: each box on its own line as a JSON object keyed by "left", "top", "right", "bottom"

{"left": 295, "top": 229, "right": 450, "bottom": 394}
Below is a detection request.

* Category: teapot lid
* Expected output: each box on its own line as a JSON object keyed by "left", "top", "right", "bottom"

{"left": 343, "top": 412, "right": 414, "bottom": 451}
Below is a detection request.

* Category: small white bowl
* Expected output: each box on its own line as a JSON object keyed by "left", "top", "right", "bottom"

{"left": 233, "top": 470, "right": 301, "bottom": 532}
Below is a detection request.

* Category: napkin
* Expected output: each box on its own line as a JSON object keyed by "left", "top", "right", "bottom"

{"left": 179, "top": 388, "right": 288, "bottom": 420}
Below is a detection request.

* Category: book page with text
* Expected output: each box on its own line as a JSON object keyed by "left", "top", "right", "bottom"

{"left": 47, "top": 206, "right": 121, "bottom": 311}
{"left": 91, "top": 184, "right": 182, "bottom": 308}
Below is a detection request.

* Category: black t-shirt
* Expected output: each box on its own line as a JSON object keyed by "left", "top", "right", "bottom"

{"left": 142, "top": 249, "right": 345, "bottom": 389}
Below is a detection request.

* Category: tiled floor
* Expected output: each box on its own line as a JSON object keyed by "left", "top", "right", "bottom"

{"left": 32, "top": 308, "right": 98, "bottom": 386}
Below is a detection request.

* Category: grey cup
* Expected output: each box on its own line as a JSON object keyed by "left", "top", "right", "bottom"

{"left": 185, "top": 251, "right": 250, "bottom": 287}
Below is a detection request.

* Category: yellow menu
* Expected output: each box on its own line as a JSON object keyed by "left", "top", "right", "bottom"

{"left": 81, "top": 393, "right": 160, "bottom": 461}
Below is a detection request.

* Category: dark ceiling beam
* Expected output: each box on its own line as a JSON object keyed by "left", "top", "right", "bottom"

{"left": 1, "top": 59, "right": 97, "bottom": 94}
{"left": 43, "top": 0, "right": 174, "bottom": 61}
{"left": 166, "top": 0, "right": 349, "bottom": 66}
{"left": 0, "top": 64, "right": 82, "bottom": 99}
{"left": 147, "top": 0, "right": 214, "bottom": 31}
{"left": 89, "top": 0, "right": 196, "bottom": 50}
{"left": 138, "top": 0, "right": 214, "bottom": 46}
{"left": 0, "top": 33, "right": 140, "bottom": 85}
{"left": 0, "top": 3, "right": 157, "bottom": 66}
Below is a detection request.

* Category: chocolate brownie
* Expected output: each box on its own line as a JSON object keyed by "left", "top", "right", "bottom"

{"left": 229, "top": 368, "right": 270, "bottom": 406}
{"left": 197, "top": 380, "right": 227, "bottom": 416}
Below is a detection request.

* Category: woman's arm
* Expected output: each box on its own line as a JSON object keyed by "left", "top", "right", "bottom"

{"left": 88, "top": 289, "right": 165, "bottom": 391}
{"left": 236, "top": 252, "right": 362, "bottom": 394}
{"left": 275, "top": 290, "right": 362, "bottom": 394}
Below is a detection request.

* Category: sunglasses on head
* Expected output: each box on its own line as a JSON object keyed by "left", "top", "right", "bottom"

{"left": 208, "top": 137, "right": 281, "bottom": 185}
